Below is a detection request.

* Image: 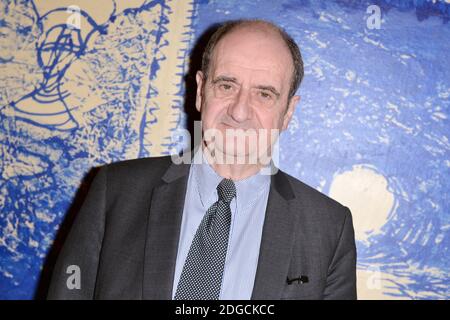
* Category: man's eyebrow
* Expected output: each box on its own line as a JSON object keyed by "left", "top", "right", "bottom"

{"left": 211, "top": 76, "right": 281, "bottom": 97}
{"left": 211, "top": 75, "right": 238, "bottom": 84}
{"left": 255, "top": 85, "right": 280, "bottom": 98}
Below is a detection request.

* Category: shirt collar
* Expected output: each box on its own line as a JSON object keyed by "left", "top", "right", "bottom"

{"left": 192, "top": 147, "right": 271, "bottom": 211}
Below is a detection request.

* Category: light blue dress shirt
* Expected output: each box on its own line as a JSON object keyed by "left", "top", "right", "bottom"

{"left": 172, "top": 150, "right": 271, "bottom": 299}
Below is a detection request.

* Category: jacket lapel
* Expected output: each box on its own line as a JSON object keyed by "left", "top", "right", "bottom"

{"left": 251, "top": 169, "right": 298, "bottom": 300}
{"left": 142, "top": 160, "right": 190, "bottom": 299}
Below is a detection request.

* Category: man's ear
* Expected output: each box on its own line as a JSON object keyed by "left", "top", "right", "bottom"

{"left": 281, "top": 95, "right": 300, "bottom": 131}
{"left": 195, "top": 70, "right": 205, "bottom": 112}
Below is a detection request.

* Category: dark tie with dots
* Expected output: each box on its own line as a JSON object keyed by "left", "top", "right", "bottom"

{"left": 174, "top": 178, "right": 236, "bottom": 300}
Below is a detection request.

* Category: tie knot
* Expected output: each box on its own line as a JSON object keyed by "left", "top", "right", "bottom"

{"left": 217, "top": 178, "right": 236, "bottom": 203}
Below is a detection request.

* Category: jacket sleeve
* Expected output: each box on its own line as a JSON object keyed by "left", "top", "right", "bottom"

{"left": 323, "top": 207, "right": 357, "bottom": 300}
{"left": 47, "top": 166, "right": 107, "bottom": 300}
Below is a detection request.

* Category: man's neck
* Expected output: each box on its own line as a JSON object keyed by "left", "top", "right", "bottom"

{"left": 201, "top": 143, "right": 266, "bottom": 181}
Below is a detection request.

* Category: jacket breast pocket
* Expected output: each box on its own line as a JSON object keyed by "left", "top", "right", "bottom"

{"left": 280, "top": 276, "right": 325, "bottom": 300}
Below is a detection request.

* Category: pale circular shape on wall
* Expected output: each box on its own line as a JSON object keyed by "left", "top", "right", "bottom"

{"left": 329, "top": 164, "right": 395, "bottom": 242}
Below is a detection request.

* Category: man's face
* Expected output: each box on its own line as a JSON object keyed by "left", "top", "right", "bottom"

{"left": 196, "top": 27, "right": 300, "bottom": 163}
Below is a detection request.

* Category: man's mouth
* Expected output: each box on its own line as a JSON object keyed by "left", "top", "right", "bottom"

{"left": 221, "top": 122, "right": 251, "bottom": 131}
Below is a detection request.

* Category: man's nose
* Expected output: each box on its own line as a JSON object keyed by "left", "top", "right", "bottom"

{"left": 228, "top": 89, "right": 252, "bottom": 123}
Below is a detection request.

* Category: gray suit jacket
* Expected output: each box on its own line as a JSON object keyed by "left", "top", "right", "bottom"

{"left": 47, "top": 156, "right": 357, "bottom": 300}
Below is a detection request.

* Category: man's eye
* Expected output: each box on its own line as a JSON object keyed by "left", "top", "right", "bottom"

{"left": 259, "top": 91, "right": 272, "bottom": 99}
{"left": 220, "top": 84, "right": 232, "bottom": 90}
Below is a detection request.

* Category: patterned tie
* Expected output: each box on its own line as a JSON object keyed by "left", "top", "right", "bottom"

{"left": 174, "top": 178, "right": 236, "bottom": 300}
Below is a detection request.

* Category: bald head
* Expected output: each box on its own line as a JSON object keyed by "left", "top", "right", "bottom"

{"left": 201, "top": 19, "right": 304, "bottom": 98}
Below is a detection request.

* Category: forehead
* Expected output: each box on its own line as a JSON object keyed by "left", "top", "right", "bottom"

{"left": 210, "top": 27, "right": 293, "bottom": 87}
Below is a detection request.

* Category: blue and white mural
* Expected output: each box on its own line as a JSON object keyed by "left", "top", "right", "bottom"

{"left": 0, "top": 0, "right": 449, "bottom": 299}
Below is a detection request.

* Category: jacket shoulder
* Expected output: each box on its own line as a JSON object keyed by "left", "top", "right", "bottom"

{"left": 105, "top": 155, "right": 173, "bottom": 178}
{"left": 98, "top": 156, "right": 176, "bottom": 194}
{"left": 280, "top": 169, "right": 351, "bottom": 224}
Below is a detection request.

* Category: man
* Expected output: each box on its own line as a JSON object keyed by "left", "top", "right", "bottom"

{"left": 47, "top": 19, "right": 357, "bottom": 300}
